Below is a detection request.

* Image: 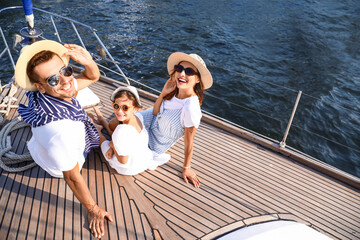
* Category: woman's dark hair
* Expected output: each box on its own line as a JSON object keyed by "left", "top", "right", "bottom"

{"left": 163, "top": 66, "right": 204, "bottom": 105}
{"left": 113, "top": 90, "right": 141, "bottom": 108}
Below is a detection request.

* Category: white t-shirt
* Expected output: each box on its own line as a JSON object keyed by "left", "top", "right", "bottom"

{"left": 101, "top": 113, "right": 163, "bottom": 175}
{"left": 28, "top": 119, "right": 86, "bottom": 178}
{"left": 163, "top": 95, "right": 202, "bottom": 128}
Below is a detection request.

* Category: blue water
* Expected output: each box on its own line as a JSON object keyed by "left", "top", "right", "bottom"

{"left": 0, "top": 0, "right": 359, "bottom": 177}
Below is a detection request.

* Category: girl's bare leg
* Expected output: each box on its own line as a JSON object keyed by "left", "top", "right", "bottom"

{"left": 108, "top": 117, "right": 119, "bottom": 133}
{"left": 95, "top": 124, "right": 107, "bottom": 146}
{"left": 93, "top": 106, "right": 113, "bottom": 135}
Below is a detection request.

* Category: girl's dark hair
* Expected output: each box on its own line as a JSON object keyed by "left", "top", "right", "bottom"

{"left": 113, "top": 90, "right": 141, "bottom": 108}
{"left": 163, "top": 67, "right": 204, "bottom": 105}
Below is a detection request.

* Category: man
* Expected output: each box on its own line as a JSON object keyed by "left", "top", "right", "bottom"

{"left": 15, "top": 40, "right": 112, "bottom": 238}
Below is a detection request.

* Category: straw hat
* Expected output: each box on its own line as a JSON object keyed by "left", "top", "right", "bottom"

{"left": 167, "top": 52, "right": 213, "bottom": 89}
{"left": 14, "top": 40, "right": 69, "bottom": 91}
{"left": 111, "top": 85, "right": 141, "bottom": 106}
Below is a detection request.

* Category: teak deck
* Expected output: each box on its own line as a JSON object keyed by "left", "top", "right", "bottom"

{"left": 0, "top": 78, "right": 359, "bottom": 240}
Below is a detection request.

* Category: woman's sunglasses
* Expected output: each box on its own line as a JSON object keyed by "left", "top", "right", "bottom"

{"left": 45, "top": 66, "right": 73, "bottom": 87}
{"left": 174, "top": 64, "right": 198, "bottom": 76}
{"left": 112, "top": 103, "right": 133, "bottom": 112}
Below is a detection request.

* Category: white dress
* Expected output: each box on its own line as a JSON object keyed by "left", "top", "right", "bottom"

{"left": 100, "top": 112, "right": 165, "bottom": 175}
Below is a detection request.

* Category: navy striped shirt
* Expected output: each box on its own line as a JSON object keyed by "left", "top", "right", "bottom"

{"left": 18, "top": 91, "right": 99, "bottom": 153}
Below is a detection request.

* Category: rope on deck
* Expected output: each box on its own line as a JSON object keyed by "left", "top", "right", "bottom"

{"left": 0, "top": 93, "right": 36, "bottom": 172}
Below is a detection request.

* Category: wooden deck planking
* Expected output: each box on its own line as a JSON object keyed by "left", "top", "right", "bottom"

{"left": 201, "top": 123, "right": 360, "bottom": 202}
{"left": 140, "top": 213, "right": 154, "bottom": 240}
{"left": 196, "top": 122, "right": 360, "bottom": 212}
{"left": 145, "top": 163, "right": 253, "bottom": 220}
{"left": 17, "top": 167, "right": 39, "bottom": 239}
{"left": 46, "top": 177, "right": 59, "bottom": 239}
{"left": 166, "top": 143, "right": 287, "bottom": 213}
{"left": 80, "top": 157, "right": 93, "bottom": 240}
{"left": 112, "top": 171, "right": 182, "bottom": 240}
{"left": 100, "top": 152, "right": 121, "bottom": 240}
{"left": 8, "top": 171, "right": 29, "bottom": 239}
{"left": 54, "top": 172, "right": 66, "bottom": 239}
{"left": 108, "top": 174, "right": 128, "bottom": 240}
{"left": 159, "top": 159, "right": 282, "bottom": 216}
{"left": 64, "top": 179, "right": 75, "bottom": 240}
{"left": 37, "top": 171, "right": 51, "bottom": 239}
{"left": 1, "top": 172, "right": 23, "bottom": 238}
{"left": 3, "top": 126, "right": 33, "bottom": 238}
{"left": 184, "top": 144, "right": 356, "bottom": 238}
{"left": 230, "top": 141, "right": 360, "bottom": 222}
{"left": 196, "top": 141, "right": 355, "bottom": 222}
{"left": 135, "top": 173, "right": 227, "bottom": 230}
{"left": 93, "top": 79, "right": 360, "bottom": 239}
{"left": 0, "top": 80, "right": 358, "bottom": 239}
{"left": 190, "top": 125, "right": 358, "bottom": 238}
{"left": 229, "top": 135, "right": 360, "bottom": 205}
{"left": 165, "top": 144, "right": 292, "bottom": 215}
{"left": 27, "top": 167, "right": 45, "bottom": 239}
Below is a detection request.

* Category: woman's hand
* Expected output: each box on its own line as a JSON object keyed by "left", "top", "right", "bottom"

{"left": 183, "top": 168, "right": 201, "bottom": 188}
{"left": 161, "top": 77, "right": 177, "bottom": 97}
{"left": 88, "top": 204, "right": 113, "bottom": 238}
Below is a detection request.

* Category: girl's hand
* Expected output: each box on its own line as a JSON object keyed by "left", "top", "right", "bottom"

{"left": 183, "top": 168, "right": 201, "bottom": 188}
{"left": 106, "top": 141, "right": 115, "bottom": 159}
{"left": 161, "top": 77, "right": 177, "bottom": 97}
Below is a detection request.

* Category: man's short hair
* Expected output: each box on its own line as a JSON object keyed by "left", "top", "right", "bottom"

{"left": 26, "top": 50, "right": 57, "bottom": 84}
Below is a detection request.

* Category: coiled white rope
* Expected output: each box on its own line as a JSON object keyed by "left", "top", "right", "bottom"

{"left": 0, "top": 82, "right": 36, "bottom": 172}
{"left": 0, "top": 116, "right": 36, "bottom": 172}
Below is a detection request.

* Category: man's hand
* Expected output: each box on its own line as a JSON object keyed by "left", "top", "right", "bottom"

{"left": 63, "top": 43, "right": 100, "bottom": 90}
{"left": 88, "top": 204, "right": 113, "bottom": 238}
{"left": 64, "top": 44, "right": 94, "bottom": 67}
{"left": 63, "top": 164, "right": 113, "bottom": 238}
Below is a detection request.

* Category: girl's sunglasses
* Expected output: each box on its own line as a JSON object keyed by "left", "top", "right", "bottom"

{"left": 112, "top": 103, "right": 133, "bottom": 112}
{"left": 45, "top": 66, "right": 73, "bottom": 87}
{"left": 174, "top": 64, "right": 198, "bottom": 76}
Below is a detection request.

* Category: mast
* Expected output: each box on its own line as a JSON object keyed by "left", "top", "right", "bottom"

{"left": 20, "top": 0, "right": 42, "bottom": 42}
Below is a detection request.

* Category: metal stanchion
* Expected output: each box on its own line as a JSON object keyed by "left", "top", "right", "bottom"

{"left": 280, "top": 90, "right": 302, "bottom": 148}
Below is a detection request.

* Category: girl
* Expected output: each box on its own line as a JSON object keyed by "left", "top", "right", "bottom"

{"left": 140, "top": 52, "right": 213, "bottom": 188}
{"left": 98, "top": 86, "right": 161, "bottom": 175}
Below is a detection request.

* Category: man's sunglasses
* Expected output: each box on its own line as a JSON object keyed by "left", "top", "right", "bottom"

{"left": 45, "top": 66, "right": 73, "bottom": 87}
{"left": 112, "top": 103, "right": 133, "bottom": 112}
{"left": 174, "top": 65, "right": 198, "bottom": 76}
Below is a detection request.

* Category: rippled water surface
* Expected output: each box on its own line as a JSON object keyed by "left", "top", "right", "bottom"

{"left": 1, "top": 0, "right": 359, "bottom": 177}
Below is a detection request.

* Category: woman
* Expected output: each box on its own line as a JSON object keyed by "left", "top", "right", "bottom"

{"left": 141, "top": 52, "right": 213, "bottom": 188}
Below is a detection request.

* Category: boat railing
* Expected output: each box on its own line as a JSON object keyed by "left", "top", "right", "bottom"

{"left": 0, "top": 6, "right": 132, "bottom": 85}
{"left": 0, "top": 6, "right": 359, "bottom": 178}
{"left": 202, "top": 65, "right": 359, "bottom": 175}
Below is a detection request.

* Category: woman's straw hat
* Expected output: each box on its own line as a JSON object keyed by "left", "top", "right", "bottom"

{"left": 14, "top": 40, "right": 69, "bottom": 91}
{"left": 167, "top": 52, "right": 213, "bottom": 89}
